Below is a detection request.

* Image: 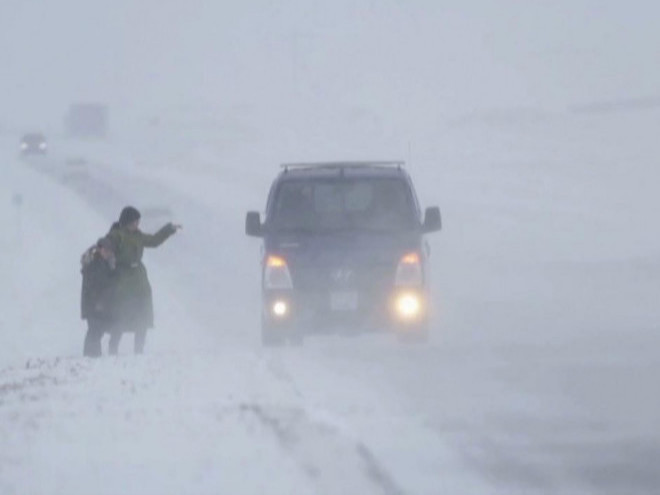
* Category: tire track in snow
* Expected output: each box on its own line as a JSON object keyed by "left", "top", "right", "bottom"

{"left": 244, "top": 351, "right": 407, "bottom": 493}
{"left": 241, "top": 402, "right": 406, "bottom": 495}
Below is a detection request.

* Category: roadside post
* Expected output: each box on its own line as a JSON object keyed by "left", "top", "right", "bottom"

{"left": 12, "top": 193, "right": 23, "bottom": 244}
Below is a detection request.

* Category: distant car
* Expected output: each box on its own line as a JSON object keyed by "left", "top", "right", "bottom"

{"left": 20, "top": 133, "right": 47, "bottom": 155}
{"left": 245, "top": 161, "right": 442, "bottom": 345}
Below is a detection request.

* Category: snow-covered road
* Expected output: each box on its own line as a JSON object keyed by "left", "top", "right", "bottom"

{"left": 1, "top": 109, "right": 659, "bottom": 495}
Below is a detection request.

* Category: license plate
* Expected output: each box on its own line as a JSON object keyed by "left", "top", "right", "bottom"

{"left": 330, "top": 291, "right": 358, "bottom": 311}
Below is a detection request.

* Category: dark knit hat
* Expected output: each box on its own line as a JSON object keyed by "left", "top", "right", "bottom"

{"left": 119, "top": 206, "right": 141, "bottom": 226}
{"left": 97, "top": 237, "right": 114, "bottom": 251}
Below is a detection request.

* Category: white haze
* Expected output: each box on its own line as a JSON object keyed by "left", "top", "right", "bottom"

{"left": 1, "top": 1, "right": 659, "bottom": 494}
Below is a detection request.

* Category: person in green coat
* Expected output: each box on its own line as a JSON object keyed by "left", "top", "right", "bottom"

{"left": 105, "top": 206, "right": 180, "bottom": 354}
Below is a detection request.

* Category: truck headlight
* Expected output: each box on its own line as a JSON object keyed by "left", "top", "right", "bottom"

{"left": 391, "top": 290, "right": 426, "bottom": 323}
{"left": 395, "top": 251, "right": 423, "bottom": 286}
{"left": 395, "top": 293, "right": 422, "bottom": 318}
{"left": 271, "top": 300, "right": 289, "bottom": 317}
{"left": 264, "top": 254, "right": 293, "bottom": 289}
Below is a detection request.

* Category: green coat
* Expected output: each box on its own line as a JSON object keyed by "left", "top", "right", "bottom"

{"left": 106, "top": 222, "right": 176, "bottom": 330}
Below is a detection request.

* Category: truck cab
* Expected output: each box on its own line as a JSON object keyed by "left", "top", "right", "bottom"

{"left": 246, "top": 161, "right": 441, "bottom": 345}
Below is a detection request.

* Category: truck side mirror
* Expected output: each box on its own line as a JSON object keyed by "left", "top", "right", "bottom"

{"left": 245, "top": 211, "right": 263, "bottom": 237}
{"left": 422, "top": 206, "right": 441, "bottom": 233}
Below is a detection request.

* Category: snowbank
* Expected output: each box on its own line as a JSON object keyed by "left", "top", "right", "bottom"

{"left": 0, "top": 143, "right": 109, "bottom": 367}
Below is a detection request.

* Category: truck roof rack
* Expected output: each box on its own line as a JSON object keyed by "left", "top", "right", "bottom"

{"left": 281, "top": 160, "right": 405, "bottom": 172}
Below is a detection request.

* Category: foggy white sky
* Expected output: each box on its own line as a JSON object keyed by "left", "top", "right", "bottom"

{"left": 1, "top": 0, "right": 659, "bottom": 132}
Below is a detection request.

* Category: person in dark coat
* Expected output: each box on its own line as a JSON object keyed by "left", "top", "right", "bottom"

{"left": 106, "top": 206, "right": 180, "bottom": 354}
{"left": 81, "top": 237, "right": 117, "bottom": 357}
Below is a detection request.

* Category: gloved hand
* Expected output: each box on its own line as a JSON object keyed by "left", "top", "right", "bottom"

{"left": 166, "top": 223, "right": 182, "bottom": 234}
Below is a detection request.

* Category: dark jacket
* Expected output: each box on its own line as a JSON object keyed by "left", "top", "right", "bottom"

{"left": 106, "top": 222, "right": 176, "bottom": 330}
{"left": 81, "top": 248, "right": 117, "bottom": 322}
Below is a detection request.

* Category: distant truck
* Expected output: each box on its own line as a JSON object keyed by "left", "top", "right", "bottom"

{"left": 65, "top": 103, "right": 108, "bottom": 138}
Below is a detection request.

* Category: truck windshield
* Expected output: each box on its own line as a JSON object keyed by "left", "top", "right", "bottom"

{"left": 271, "top": 178, "right": 418, "bottom": 232}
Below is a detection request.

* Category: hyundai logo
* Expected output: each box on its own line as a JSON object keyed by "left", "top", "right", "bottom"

{"left": 331, "top": 268, "right": 354, "bottom": 284}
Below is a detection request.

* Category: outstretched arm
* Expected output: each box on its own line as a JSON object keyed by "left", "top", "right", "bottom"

{"left": 141, "top": 223, "right": 179, "bottom": 248}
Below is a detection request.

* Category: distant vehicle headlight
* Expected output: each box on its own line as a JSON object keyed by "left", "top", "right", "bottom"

{"left": 20, "top": 142, "right": 28, "bottom": 150}
{"left": 39, "top": 142, "right": 47, "bottom": 150}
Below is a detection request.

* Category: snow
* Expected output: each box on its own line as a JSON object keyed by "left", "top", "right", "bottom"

{"left": 2, "top": 2, "right": 660, "bottom": 494}
{"left": 0, "top": 142, "right": 109, "bottom": 364}
{"left": 1, "top": 106, "right": 659, "bottom": 494}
